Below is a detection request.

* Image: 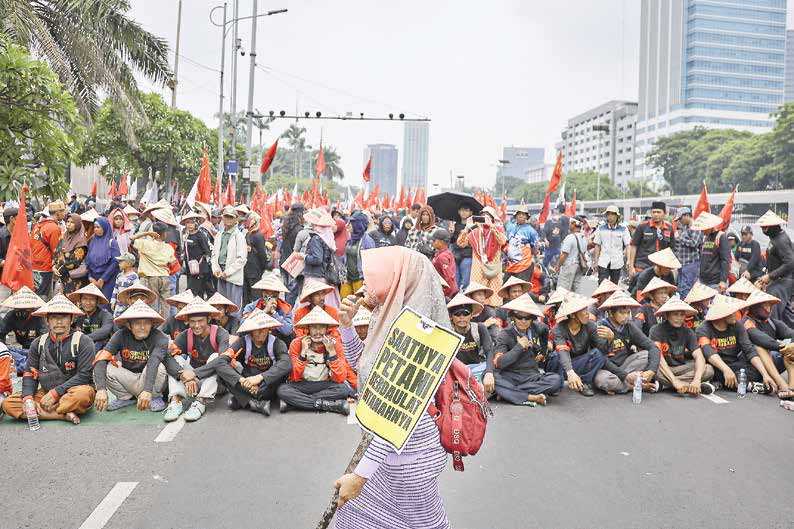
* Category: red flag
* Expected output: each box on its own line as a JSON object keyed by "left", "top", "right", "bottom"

{"left": 1, "top": 185, "right": 33, "bottom": 291}
{"left": 108, "top": 179, "right": 117, "bottom": 199}
{"left": 719, "top": 186, "right": 737, "bottom": 231}
{"left": 354, "top": 190, "right": 365, "bottom": 209}
{"left": 368, "top": 184, "right": 381, "bottom": 208}
{"left": 538, "top": 192, "right": 552, "bottom": 224}
{"left": 196, "top": 150, "right": 212, "bottom": 204}
{"left": 223, "top": 178, "right": 235, "bottom": 206}
{"left": 260, "top": 139, "right": 278, "bottom": 175}
{"left": 90, "top": 179, "right": 98, "bottom": 198}
{"left": 484, "top": 194, "right": 496, "bottom": 208}
{"left": 382, "top": 194, "right": 391, "bottom": 210}
{"left": 118, "top": 174, "right": 129, "bottom": 196}
{"left": 362, "top": 156, "right": 372, "bottom": 183}
{"left": 413, "top": 187, "right": 426, "bottom": 206}
{"left": 694, "top": 181, "right": 710, "bottom": 219}
{"left": 283, "top": 188, "right": 292, "bottom": 208}
{"left": 547, "top": 152, "right": 563, "bottom": 194}
{"left": 565, "top": 190, "right": 577, "bottom": 217}
{"left": 498, "top": 195, "right": 507, "bottom": 223}
{"left": 315, "top": 143, "right": 326, "bottom": 178}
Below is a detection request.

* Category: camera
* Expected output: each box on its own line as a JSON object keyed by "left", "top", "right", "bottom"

{"left": 471, "top": 215, "right": 486, "bottom": 224}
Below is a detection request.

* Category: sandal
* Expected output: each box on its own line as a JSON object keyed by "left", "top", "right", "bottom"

{"left": 777, "top": 389, "right": 794, "bottom": 400}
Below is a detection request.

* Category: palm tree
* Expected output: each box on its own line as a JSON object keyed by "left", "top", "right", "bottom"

{"left": 252, "top": 112, "right": 275, "bottom": 150}
{"left": 281, "top": 124, "right": 308, "bottom": 179}
{"left": 1, "top": 0, "right": 172, "bottom": 144}
{"left": 314, "top": 145, "right": 344, "bottom": 180}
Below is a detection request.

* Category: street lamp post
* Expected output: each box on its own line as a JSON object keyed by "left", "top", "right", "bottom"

{"left": 497, "top": 159, "right": 510, "bottom": 198}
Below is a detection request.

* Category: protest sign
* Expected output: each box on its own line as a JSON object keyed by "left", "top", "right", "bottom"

{"left": 280, "top": 251, "right": 305, "bottom": 278}
{"left": 355, "top": 307, "right": 462, "bottom": 453}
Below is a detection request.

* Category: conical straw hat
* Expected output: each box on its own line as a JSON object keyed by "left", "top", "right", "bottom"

{"left": 743, "top": 289, "right": 780, "bottom": 309}
{"left": 705, "top": 294, "right": 747, "bottom": 321}
{"left": 113, "top": 299, "right": 165, "bottom": 325}
{"left": 498, "top": 275, "right": 531, "bottom": 299}
{"left": 641, "top": 276, "right": 677, "bottom": 297}
{"left": 304, "top": 208, "right": 334, "bottom": 227}
{"left": 691, "top": 212, "right": 723, "bottom": 231}
{"left": 592, "top": 278, "right": 620, "bottom": 298}
{"left": 165, "top": 289, "right": 195, "bottom": 307}
{"left": 31, "top": 294, "right": 85, "bottom": 317}
{"left": 142, "top": 199, "right": 170, "bottom": 216}
{"left": 546, "top": 287, "right": 572, "bottom": 306}
{"left": 123, "top": 204, "right": 140, "bottom": 217}
{"left": 464, "top": 280, "right": 494, "bottom": 300}
{"left": 180, "top": 212, "right": 204, "bottom": 225}
{"left": 299, "top": 279, "right": 335, "bottom": 304}
{"left": 66, "top": 282, "right": 109, "bottom": 305}
{"left": 235, "top": 204, "right": 251, "bottom": 216}
{"left": 194, "top": 201, "right": 211, "bottom": 218}
{"left": 207, "top": 292, "right": 239, "bottom": 313}
{"left": 237, "top": 311, "right": 283, "bottom": 334}
{"left": 117, "top": 281, "right": 158, "bottom": 306}
{"left": 1, "top": 286, "right": 44, "bottom": 310}
{"left": 352, "top": 307, "right": 372, "bottom": 327}
{"left": 655, "top": 295, "right": 698, "bottom": 316}
{"left": 757, "top": 210, "right": 786, "bottom": 227}
{"left": 295, "top": 305, "right": 339, "bottom": 328}
{"left": 599, "top": 290, "right": 641, "bottom": 310}
{"left": 446, "top": 292, "right": 484, "bottom": 317}
{"left": 80, "top": 208, "right": 99, "bottom": 223}
{"left": 648, "top": 248, "right": 682, "bottom": 269}
{"left": 556, "top": 294, "right": 596, "bottom": 320}
{"left": 726, "top": 277, "right": 757, "bottom": 296}
{"left": 252, "top": 272, "right": 288, "bottom": 293}
{"left": 684, "top": 282, "right": 718, "bottom": 304}
{"left": 501, "top": 293, "right": 545, "bottom": 318}
{"left": 176, "top": 299, "right": 223, "bottom": 321}
{"left": 152, "top": 207, "right": 178, "bottom": 226}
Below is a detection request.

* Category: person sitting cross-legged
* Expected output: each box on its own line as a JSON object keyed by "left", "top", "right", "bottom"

{"left": 93, "top": 300, "right": 172, "bottom": 413}
{"left": 486, "top": 294, "right": 562, "bottom": 406}
{"left": 207, "top": 292, "right": 241, "bottom": 335}
{"left": 241, "top": 271, "right": 294, "bottom": 343}
{"left": 1, "top": 295, "right": 95, "bottom": 424}
{"left": 277, "top": 306, "right": 355, "bottom": 415}
{"left": 684, "top": 282, "right": 719, "bottom": 330}
{"left": 0, "top": 287, "right": 46, "bottom": 375}
{"left": 68, "top": 283, "right": 114, "bottom": 350}
{"left": 446, "top": 292, "right": 493, "bottom": 382}
{"left": 740, "top": 289, "right": 793, "bottom": 398}
{"left": 293, "top": 279, "right": 340, "bottom": 337}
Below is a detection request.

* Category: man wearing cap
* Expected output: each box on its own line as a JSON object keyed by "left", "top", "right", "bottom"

{"left": 31, "top": 201, "right": 65, "bottom": 299}
{"left": 431, "top": 228, "right": 458, "bottom": 299}
{"left": 627, "top": 201, "right": 674, "bottom": 279}
{"left": 445, "top": 293, "right": 493, "bottom": 381}
{"left": 131, "top": 222, "right": 176, "bottom": 320}
{"left": 740, "top": 289, "right": 793, "bottom": 398}
{"left": 211, "top": 205, "right": 248, "bottom": 311}
{"left": 1, "top": 295, "right": 95, "bottom": 424}
{"left": 93, "top": 300, "right": 173, "bottom": 413}
{"left": 555, "top": 216, "right": 589, "bottom": 293}
{"left": 542, "top": 203, "right": 570, "bottom": 269}
{"left": 755, "top": 210, "right": 794, "bottom": 324}
{"left": 592, "top": 206, "right": 630, "bottom": 285}
{"left": 629, "top": 248, "right": 679, "bottom": 300}
{"left": 506, "top": 205, "right": 539, "bottom": 260}
{"left": 0, "top": 287, "right": 46, "bottom": 375}
{"left": 242, "top": 272, "right": 294, "bottom": 343}
{"left": 673, "top": 207, "right": 703, "bottom": 299}
{"left": 691, "top": 212, "right": 731, "bottom": 292}
{"left": 182, "top": 211, "right": 214, "bottom": 299}
{"left": 736, "top": 226, "right": 763, "bottom": 281}
{"left": 69, "top": 284, "right": 114, "bottom": 351}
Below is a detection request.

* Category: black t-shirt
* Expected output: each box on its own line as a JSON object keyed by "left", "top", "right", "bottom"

{"left": 543, "top": 217, "right": 567, "bottom": 249}
{"left": 0, "top": 310, "right": 46, "bottom": 349}
{"left": 454, "top": 324, "right": 492, "bottom": 365}
{"left": 174, "top": 325, "right": 231, "bottom": 368}
{"left": 696, "top": 321, "right": 756, "bottom": 365}
{"left": 231, "top": 334, "right": 288, "bottom": 375}
{"left": 104, "top": 327, "right": 170, "bottom": 373}
{"left": 630, "top": 220, "right": 674, "bottom": 270}
{"left": 649, "top": 321, "right": 698, "bottom": 367}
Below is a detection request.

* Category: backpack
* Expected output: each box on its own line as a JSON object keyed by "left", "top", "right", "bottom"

{"left": 186, "top": 325, "right": 219, "bottom": 357}
{"left": 428, "top": 359, "right": 492, "bottom": 472}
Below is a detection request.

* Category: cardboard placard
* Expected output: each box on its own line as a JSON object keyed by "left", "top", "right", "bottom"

{"left": 281, "top": 251, "right": 305, "bottom": 278}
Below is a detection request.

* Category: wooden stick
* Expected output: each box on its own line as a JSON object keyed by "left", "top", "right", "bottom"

{"left": 314, "top": 432, "right": 373, "bottom": 529}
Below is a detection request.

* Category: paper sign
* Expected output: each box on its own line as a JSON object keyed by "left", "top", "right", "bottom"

{"left": 281, "top": 251, "right": 305, "bottom": 278}
{"left": 355, "top": 307, "right": 462, "bottom": 453}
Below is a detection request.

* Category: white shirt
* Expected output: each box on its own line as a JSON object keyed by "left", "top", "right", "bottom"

{"left": 593, "top": 223, "right": 631, "bottom": 269}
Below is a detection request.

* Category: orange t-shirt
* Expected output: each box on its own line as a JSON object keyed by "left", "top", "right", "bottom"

{"left": 31, "top": 219, "right": 62, "bottom": 272}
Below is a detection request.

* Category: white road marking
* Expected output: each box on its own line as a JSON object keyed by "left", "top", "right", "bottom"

{"left": 154, "top": 417, "right": 185, "bottom": 443}
{"left": 702, "top": 393, "right": 729, "bottom": 404}
{"left": 78, "top": 482, "right": 138, "bottom": 529}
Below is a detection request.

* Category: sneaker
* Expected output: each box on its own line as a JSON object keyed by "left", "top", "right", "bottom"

{"left": 279, "top": 400, "right": 289, "bottom": 414}
{"left": 700, "top": 382, "right": 715, "bottom": 395}
{"left": 581, "top": 384, "right": 595, "bottom": 397}
{"left": 107, "top": 398, "right": 136, "bottom": 411}
{"left": 249, "top": 399, "right": 271, "bottom": 416}
{"left": 163, "top": 400, "right": 184, "bottom": 422}
{"left": 183, "top": 400, "right": 206, "bottom": 422}
{"left": 149, "top": 397, "right": 167, "bottom": 412}
{"left": 227, "top": 396, "right": 243, "bottom": 411}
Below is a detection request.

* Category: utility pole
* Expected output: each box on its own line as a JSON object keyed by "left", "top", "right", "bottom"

{"left": 245, "top": 0, "right": 258, "bottom": 195}
{"left": 216, "top": 3, "right": 227, "bottom": 183}
{"left": 230, "top": 0, "right": 239, "bottom": 162}
{"left": 171, "top": 0, "right": 183, "bottom": 108}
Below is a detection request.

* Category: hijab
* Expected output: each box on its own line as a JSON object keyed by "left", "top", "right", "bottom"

{"left": 348, "top": 211, "right": 370, "bottom": 245}
{"left": 60, "top": 213, "right": 88, "bottom": 253}
{"left": 415, "top": 205, "right": 436, "bottom": 231}
{"left": 86, "top": 217, "right": 120, "bottom": 270}
{"left": 109, "top": 208, "right": 133, "bottom": 253}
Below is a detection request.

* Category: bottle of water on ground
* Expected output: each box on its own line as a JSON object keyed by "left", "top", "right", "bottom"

{"left": 737, "top": 369, "right": 747, "bottom": 399}
{"left": 632, "top": 375, "right": 643, "bottom": 405}
{"left": 24, "top": 398, "right": 40, "bottom": 431}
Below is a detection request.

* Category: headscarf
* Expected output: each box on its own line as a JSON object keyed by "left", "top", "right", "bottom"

{"left": 333, "top": 217, "right": 349, "bottom": 257}
{"left": 358, "top": 246, "right": 449, "bottom": 389}
{"left": 109, "top": 208, "right": 133, "bottom": 254}
{"left": 60, "top": 213, "right": 88, "bottom": 253}
{"left": 247, "top": 212, "right": 261, "bottom": 233}
{"left": 415, "top": 205, "right": 436, "bottom": 231}
{"left": 86, "top": 217, "right": 120, "bottom": 270}
{"left": 378, "top": 215, "right": 395, "bottom": 235}
{"left": 466, "top": 224, "right": 503, "bottom": 263}
{"left": 348, "top": 211, "right": 369, "bottom": 245}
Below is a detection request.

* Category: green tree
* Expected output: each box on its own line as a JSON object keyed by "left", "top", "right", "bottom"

{"left": 0, "top": 37, "right": 80, "bottom": 199}
{"left": 314, "top": 145, "right": 344, "bottom": 180}
{"left": 1, "top": 0, "right": 172, "bottom": 142}
{"left": 492, "top": 174, "right": 527, "bottom": 197}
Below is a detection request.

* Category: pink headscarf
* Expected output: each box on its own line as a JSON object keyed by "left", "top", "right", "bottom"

{"left": 109, "top": 208, "right": 133, "bottom": 253}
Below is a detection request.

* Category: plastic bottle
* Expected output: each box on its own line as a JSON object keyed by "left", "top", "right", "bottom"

{"left": 23, "top": 398, "right": 40, "bottom": 431}
{"left": 737, "top": 369, "right": 747, "bottom": 399}
{"left": 632, "top": 375, "right": 643, "bottom": 405}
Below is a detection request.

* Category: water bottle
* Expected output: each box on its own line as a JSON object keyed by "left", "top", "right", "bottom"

{"left": 23, "top": 398, "right": 40, "bottom": 431}
{"left": 737, "top": 369, "right": 747, "bottom": 399}
{"left": 632, "top": 375, "right": 643, "bottom": 405}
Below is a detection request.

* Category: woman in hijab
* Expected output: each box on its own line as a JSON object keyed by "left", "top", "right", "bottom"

{"left": 53, "top": 213, "right": 89, "bottom": 294}
{"left": 85, "top": 217, "right": 121, "bottom": 304}
{"left": 404, "top": 205, "right": 437, "bottom": 259}
{"left": 456, "top": 207, "right": 507, "bottom": 307}
{"left": 395, "top": 216, "right": 413, "bottom": 246}
{"left": 298, "top": 208, "right": 341, "bottom": 309}
{"left": 342, "top": 211, "right": 376, "bottom": 297}
{"left": 334, "top": 246, "right": 451, "bottom": 529}
{"left": 369, "top": 216, "right": 398, "bottom": 248}
{"left": 109, "top": 208, "right": 133, "bottom": 254}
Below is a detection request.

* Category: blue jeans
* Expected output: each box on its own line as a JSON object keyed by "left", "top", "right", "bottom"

{"left": 457, "top": 257, "right": 472, "bottom": 291}
{"left": 546, "top": 349, "right": 606, "bottom": 386}
{"left": 678, "top": 261, "right": 699, "bottom": 299}
{"left": 467, "top": 361, "right": 487, "bottom": 382}
{"left": 543, "top": 247, "right": 560, "bottom": 268}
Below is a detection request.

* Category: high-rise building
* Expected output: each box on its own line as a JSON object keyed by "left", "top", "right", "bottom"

{"left": 364, "top": 144, "right": 398, "bottom": 197}
{"left": 559, "top": 100, "right": 638, "bottom": 187}
{"left": 635, "top": 0, "right": 786, "bottom": 179}
{"left": 786, "top": 30, "right": 794, "bottom": 102}
{"left": 402, "top": 122, "right": 429, "bottom": 191}
{"left": 496, "top": 147, "right": 545, "bottom": 181}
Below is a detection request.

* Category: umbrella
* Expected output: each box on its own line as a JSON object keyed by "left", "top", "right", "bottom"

{"left": 427, "top": 192, "right": 483, "bottom": 223}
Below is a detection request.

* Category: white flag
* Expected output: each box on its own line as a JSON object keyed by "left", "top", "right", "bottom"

{"left": 185, "top": 177, "right": 199, "bottom": 209}
{"left": 128, "top": 178, "right": 138, "bottom": 200}
{"left": 554, "top": 183, "right": 566, "bottom": 208}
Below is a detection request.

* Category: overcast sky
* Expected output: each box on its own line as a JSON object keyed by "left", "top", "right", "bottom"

{"left": 129, "top": 0, "right": 793, "bottom": 190}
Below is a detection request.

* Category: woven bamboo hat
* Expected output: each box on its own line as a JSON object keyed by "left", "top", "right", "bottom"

{"left": 180, "top": 212, "right": 204, "bottom": 226}
{"left": 142, "top": 199, "right": 170, "bottom": 216}
{"left": 641, "top": 277, "right": 677, "bottom": 297}
{"left": 176, "top": 299, "right": 223, "bottom": 321}
{"left": 32, "top": 294, "right": 84, "bottom": 317}
{"left": 252, "top": 272, "right": 288, "bottom": 293}
{"left": 446, "top": 292, "right": 484, "bottom": 317}
{"left": 592, "top": 278, "right": 620, "bottom": 298}
{"left": 556, "top": 294, "right": 596, "bottom": 320}
{"left": 66, "top": 282, "right": 109, "bottom": 305}
{"left": 684, "top": 282, "right": 719, "bottom": 304}
{"left": 235, "top": 204, "right": 251, "bottom": 216}
{"left": 1, "top": 286, "right": 44, "bottom": 310}
{"left": 152, "top": 207, "right": 178, "bottom": 226}
{"left": 757, "top": 210, "right": 786, "bottom": 227}
{"left": 207, "top": 292, "right": 239, "bottom": 314}
{"left": 497, "top": 276, "right": 531, "bottom": 299}
{"left": 123, "top": 204, "right": 140, "bottom": 217}
{"left": 599, "top": 290, "right": 642, "bottom": 310}
{"left": 546, "top": 287, "right": 572, "bottom": 306}
{"left": 80, "top": 208, "right": 99, "bottom": 223}
{"left": 655, "top": 296, "right": 698, "bottom": 316}
{"left": 114, "top": 299, "right": 165, "bottom": 325}
{"left": 352, "top": 307, "right": 372, "bottom": 327}
{"left": 165, "top": 289, "right": 195, "bottom": 307}
{"left": 726, "top": 277, "right": 757, "bottom": 296}
{"left": 117, "top": 281, "right": 158, "bottom": 306}
{"left": 236, "top": 310, "right": 282, "bottom": 334}
{"left": 704, "top": 294, "right": 746, "bottom": 321}
{"left": 648, "top": 248, "right": 682, "bottom": 270}
{"left": 299, "top": 279, "right": 335, "bottom": 304}
{"left": 501, "top": 293, "right": 545, "bottom": 318}
{"left": 295, "top": 305, "right": 339, "bottom": 328}
{"left": 464, "top": 281, "right": 494, "bottom": 300}
{"left": 304, "top": 208, "right": 334, "bottom": 228}
{"left": 743, "top": 289, "right": 780, "bottom": 309}
{"left": 691, "top": 212, "right": 724, "bottom": 231}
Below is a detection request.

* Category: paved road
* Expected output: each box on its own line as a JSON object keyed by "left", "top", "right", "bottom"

{"left": 3, "top": 386, "right": 794, "bottom": 529}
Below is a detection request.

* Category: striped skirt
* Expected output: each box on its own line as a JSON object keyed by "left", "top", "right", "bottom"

{"left": 336, "top": 445, "right": 449, "bottom": 529}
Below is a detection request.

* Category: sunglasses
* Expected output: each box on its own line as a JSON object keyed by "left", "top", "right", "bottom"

{"left": 512, "top": 313, "right": 534, "bottom": 321}
{"left": 450, "top": 308, "right": 472, "bottom": 317}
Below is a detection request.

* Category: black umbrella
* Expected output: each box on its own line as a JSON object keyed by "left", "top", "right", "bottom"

{"left": 427, "top": 192, "right": 483, "bottom": 223}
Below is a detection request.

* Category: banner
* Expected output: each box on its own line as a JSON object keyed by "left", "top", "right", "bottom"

{"left": 355, "top": 307, "right": 462, "bottom": 453}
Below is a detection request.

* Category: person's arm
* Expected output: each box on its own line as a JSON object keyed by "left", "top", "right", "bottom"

{"left": 656, "top": 353, "right": 682, "bottom": 391}
{"left": 142, "top": 334, "right": 171, "bottom": 393}
{"left": 325, "top": 338, "right": 348, "bottom": 383}
{"left": 747, "top": 241, "right": 762, "bottom": 271}
{"left": 340, "top": 326, "right": 365, "bottom": 369}
{"left": 288, "top": 339, "right": 307, "bottom": 380}
{"left": 768, "top": 235, "right": 794, "bottom": 280}
{"left": 557, "top": 235, "right": 572, "bottom": 268}
{"left": 553, "top": 329, "right": 574, "bottom": 372}
{"left": 88, "top": 310, "right": 115, "bottom": 343}
{"left": 592, "top": 230, "right": 602, "bottom": 266}
{"left": 455, "top": 228, "right": 470, "bottom": 248}
{"left": 52, "top": 335, "right": 95, "bottom": 397}
{"left": 744, "top": 320, "right": 780, "bottom": 351}
{"left": 274, "top": 309, "right": 294, "bottom": 337}
{"left": 494, "top": 335, "right": 526, "bottom": 371}
{"left": 223, "top": 232, "right": 248, "bottom": 278}
{"left": 93, "top": 330, "right": 124, "bottom": 390}
{"left": 21, "top": 339, "right": 42, "bottom": 398}
{"left": 251, "top": 233, "right": 269, "bottom": 269}
{"left": 261, "top": 339, "right": 292, "bottom": 389}
{"left": 736, "top": 325, "right": 758, "bottom": 363}
{"left": 628, "top": 321, "right": 660, "bottom": 373}
{"left": 718, "top": 234, "right": 731, "bottom": 284}
{"left": 479, "top": 323, "right": 494, "bottom": 362}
